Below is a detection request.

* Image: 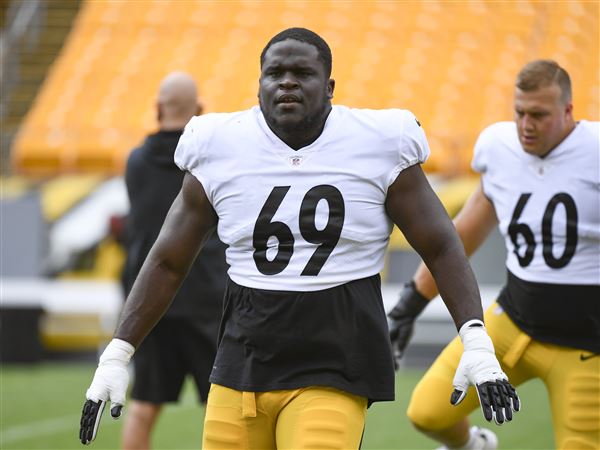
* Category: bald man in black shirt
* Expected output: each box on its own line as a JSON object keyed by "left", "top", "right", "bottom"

{"left": 120, "top": 72, "right": 228, "bottom": 450}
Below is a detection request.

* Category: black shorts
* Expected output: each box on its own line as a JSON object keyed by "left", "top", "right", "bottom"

{"left": 131, "top": 317, "right": 218, "bottom": 404}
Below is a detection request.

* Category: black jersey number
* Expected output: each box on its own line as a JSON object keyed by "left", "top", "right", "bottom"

{"left": 252, "top": 185, "right": 345, "bottom": 276}
{"left": 508, "top": 193, "right": 578, "bottom": 269}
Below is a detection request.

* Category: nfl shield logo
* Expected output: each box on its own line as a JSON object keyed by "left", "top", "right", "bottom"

{"left": 290, "top": 156, "right": 302, "bottom": 166}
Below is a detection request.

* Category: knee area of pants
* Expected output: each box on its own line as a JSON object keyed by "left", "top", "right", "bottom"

{"left": 407, "top": 404, "right": 450, "bottom": 433}
{"left": 559, "top": 437, "right": 598, "bottom": 450}
{"left": 203, "top": 418, "right": 245, "bottom": 448}
{"left": 564, "top": 374, "right": 600, "bottom": 433}
{"left": 294, "top": 409, "right": 353, "bottom": 448}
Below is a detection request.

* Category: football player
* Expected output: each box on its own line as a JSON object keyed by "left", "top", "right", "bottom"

{"left": 388, "top": 59, "right": 599, "bottom": 450}
{"left": 80, "top": 28, "right": 519, "bottom": 449}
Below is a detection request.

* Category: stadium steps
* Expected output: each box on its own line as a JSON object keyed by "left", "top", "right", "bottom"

{"left": 0, "top": 0, "right": 9, "bottom": 28}
{"left": 1, "top": 0, "right": 81, "bottom": 175}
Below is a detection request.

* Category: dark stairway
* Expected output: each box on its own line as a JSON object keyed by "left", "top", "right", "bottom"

{"left": 1, "top": 0, "right": 82, "bottom": 174}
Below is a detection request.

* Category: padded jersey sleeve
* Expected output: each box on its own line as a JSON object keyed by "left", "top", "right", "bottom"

{"left": 471, "top": 123, "right": 504, "bottom": 198}
{"left": 471, "top": 125, "right": 495, "bottom": 176}
{"left": 386, "top": 109, "right": 430, "bottom": 187}
{"left": 174, "top": 115, "right": 215, "bottom": 198}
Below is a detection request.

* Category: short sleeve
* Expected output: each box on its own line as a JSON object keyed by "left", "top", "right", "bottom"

{"left": 174, "top": 115, "right": 213, "bottom": 192}
{"left": 471, "top": 125, "right": 495, "bottom": 175}
{"left": 387, "top": 110, "right": 431, "bottom": 187}
{"left": 175, "top": 116, "right": 203, "bottom": 172}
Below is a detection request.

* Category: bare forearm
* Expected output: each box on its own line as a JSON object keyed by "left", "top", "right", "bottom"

{"left": 386, "top": 167, "right": 487, "bottom": 330}
{"left": 113, "top": 173, "right": 218, "bottom": 348}
{"left": 413, "top": 220, "right": 485, "bottom": 300}
{"left": 423, "top": 239, "right": 483, "bottom": 330}
{"left": 113, "top": 255, "right": 187, "bottom": 347}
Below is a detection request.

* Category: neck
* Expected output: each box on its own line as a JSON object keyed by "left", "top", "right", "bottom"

{"left": 268, "top": 105, "right": 332, "bottom": 150}
{"left": 540, "top": 119, "right": 577, "bottom": 158}
{"left": 159, "top": 119, "right": 188, "bottom": 131}
{"left": 563, "top": 117, "right": 576, "bottom": 137}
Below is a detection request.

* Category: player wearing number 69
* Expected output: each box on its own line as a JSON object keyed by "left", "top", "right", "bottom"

{"left": 388, "top": 60, "right": 599, "bottom": 450}
{"left": 80, "top": 28, "right": 519, "bottom": 449}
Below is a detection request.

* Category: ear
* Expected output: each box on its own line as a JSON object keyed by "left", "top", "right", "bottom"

{"left": 327, "top": 79, "right": 335, "bottom": 99}
{"left": 196, "top": 100, "right": 204, "bottom": 116}
{"left": 156, "top": 103, "right": 163, "bottom": 123}
{"left": 564, "top": 102, "right": 573, "bottom": 116}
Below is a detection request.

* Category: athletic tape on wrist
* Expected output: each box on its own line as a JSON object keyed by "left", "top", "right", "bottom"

{"left": 99, "top": 338, "right": 135, "bottom": 364}
{"left": 458, "top": 319, "right": 484, "bottom": 335}
{"left": 459, "top": 319, "right": 495, "bottom": 353}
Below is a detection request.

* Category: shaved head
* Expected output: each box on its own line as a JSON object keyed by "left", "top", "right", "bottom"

{"left": 157, "top": 72, "right": 201, "bottom": 130}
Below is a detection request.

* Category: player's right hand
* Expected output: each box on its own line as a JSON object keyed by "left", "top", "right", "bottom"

{"left": 80, "top": 338, "right": 135, "bottom": 445}
{"left": 451, "top": 319, "right": 521, "bottom": 425}
{"left": 387, "top": 281, "right": 429, "bottom": 368}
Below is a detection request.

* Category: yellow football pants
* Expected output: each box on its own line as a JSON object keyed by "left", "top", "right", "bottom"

{"left": 407, "top": 302, "right": 600, "bottom": 450}
{"left": 202, "top": 384, "right": 367, "bottom": 449}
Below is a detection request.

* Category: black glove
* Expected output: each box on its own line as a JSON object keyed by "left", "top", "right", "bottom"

{"left": 387, "top": 281, "right": 429, "bottom": 368}
{"left": 80, "top": 400, "right": 123, "bottom": 445}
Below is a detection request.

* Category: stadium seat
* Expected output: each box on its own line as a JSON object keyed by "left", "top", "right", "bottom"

{"left": 11, "top": 0, "right": 599, "bottom": 176}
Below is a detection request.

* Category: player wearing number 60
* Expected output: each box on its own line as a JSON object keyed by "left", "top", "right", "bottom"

{"left": 388, "top": 60, "right": 599, "bottom": 450}
{"left": 80, "top": 28, "right": 519, "bottom": 449}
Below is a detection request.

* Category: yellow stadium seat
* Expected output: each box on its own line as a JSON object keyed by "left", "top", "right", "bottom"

{"left": 11, "top": 0, "right": 599, "bottom": 176}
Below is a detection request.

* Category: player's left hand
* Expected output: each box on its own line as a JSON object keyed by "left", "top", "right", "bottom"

{"left": 451, "top": 319, "right": 521, "bottom": 425}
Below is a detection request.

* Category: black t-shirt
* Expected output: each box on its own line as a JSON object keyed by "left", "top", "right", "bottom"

{"left": 123, "top": 130, "right": 228, "bottom": 322}
{"left": 209, "top": 274, "right": 395, "bottom": 404}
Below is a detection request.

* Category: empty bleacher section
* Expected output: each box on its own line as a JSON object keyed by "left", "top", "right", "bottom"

{"left": 9, "top": 0, "right": 599, "bottom": 177}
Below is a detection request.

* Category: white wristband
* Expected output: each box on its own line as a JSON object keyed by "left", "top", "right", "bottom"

{"left": 459, "top": 319, "right": 495, "bottom": 353}
{"left": 99, "top": 338, "right": 135, "bottom": 365}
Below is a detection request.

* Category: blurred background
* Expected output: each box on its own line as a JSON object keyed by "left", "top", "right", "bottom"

{"left": 1, "top": 1, "right": 598, "bottom": 449}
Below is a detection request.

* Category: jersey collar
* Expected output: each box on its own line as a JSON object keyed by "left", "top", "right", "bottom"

{"left": 253, "top": 105, "right": 340, "bottom": 154}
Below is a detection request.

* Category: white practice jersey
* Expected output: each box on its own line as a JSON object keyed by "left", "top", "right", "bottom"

{"left": 175, "top": 105, "right": 429, "bottom": 291}
{"left": 472, "top": 120, "right": 600, "bottom": 285}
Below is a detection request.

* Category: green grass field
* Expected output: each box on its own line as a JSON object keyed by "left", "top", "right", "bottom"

{"left": 1, "top": 363, "right": 554, "bottom": 449}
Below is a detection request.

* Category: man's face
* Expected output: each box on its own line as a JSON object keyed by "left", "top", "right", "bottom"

{"left": 514, "top": 83, "right": 573, "bottom": 157}
{"left": 259, "top": 39, "right": 334, "bottom": 132}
